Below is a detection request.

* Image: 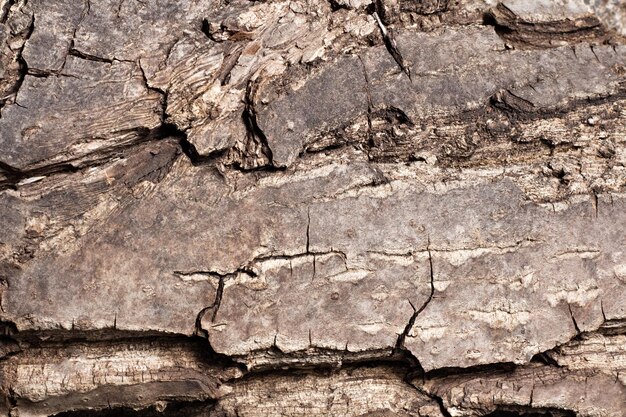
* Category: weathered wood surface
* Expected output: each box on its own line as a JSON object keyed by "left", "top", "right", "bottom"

{"left": 1, "top": 0, "right": 625, "bottom": 415}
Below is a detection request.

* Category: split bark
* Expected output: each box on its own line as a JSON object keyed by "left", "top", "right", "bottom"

{"left": 1, "top": 0, "right": 625, "bottom": 416}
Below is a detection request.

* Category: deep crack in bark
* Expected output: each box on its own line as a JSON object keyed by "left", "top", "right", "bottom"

{"left": 372, "top": 11, "right": 411, "bottom": 81}
{"left": 395, "top": 237, "right": 435, "bottom": 351}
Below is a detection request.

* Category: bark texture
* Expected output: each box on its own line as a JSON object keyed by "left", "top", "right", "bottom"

{"left": 1, "top": 0, "right": 626, "bottom": 415}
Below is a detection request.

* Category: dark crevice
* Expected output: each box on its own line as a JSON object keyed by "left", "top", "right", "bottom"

{"left": 6, "top": 388, "right": 17, "bottom": 417}
{"left": 0, "top": 160, "right": 77, "bottom": 190}
{"left": 484, "top": 406, "right": 576, "bottom": 417}
{"left": 372, "top": 106, "right": 414, "bottom": 126}
{"left": 25, "top": 69, "right": 79, "bottom": 79}
{"left": 421, "top": 314, "right": 622, "bottom": 381}
{"left": 428, "top": 394, "right": 454, "bottom": 417}
{"left": 407, "top": 382, "right": 454, "bottom": 417}
{"left": 0, "top": 13, "right": 35, "bottom": 112}
{"left": 200, "top": 18, "right": 212, "bottom": 39}
{"left": 0, "top": 334, "right": 22, "bottom": 360}
{"left": 56, "top": 0, "right": 92, "bottom": 74}
{"left": 67, "top": 48, "right": 114, "bottom": 64}
{"left": 12, "top": 329, "right": 197, "bottom": 345}
{"left": 178, "top": 135, "right": 229, "bottom": 167}
{"left": 194, "top": 275, "right": 225, "bottom": 338}
{"left": 372, "top": 11, "right": 411, "bottom": 80}
{"left": 250, "top": 249, "right": 347, "bottom": 265}
{"left": 6, "top": 330, "right": 245, "bottom": 374}
{"left": 0, "top": 124, "right": 183, "bottom": 190}
{"left": 531, "top": 352, "right": 562, "bottom": 368}
{"left": 395, "top": 237, "right": 435, "bottom": 351}
{"left": 568, "top": 304, "right": 581, "bottom": 335}
{"left": 241, "top": 78, "right": 275, "bottom": 167}
{"left": 0, "top": 0, "right": 15, "bottom": 23}
{"left": 178, "top": 133, "right": 285, "bottom": 175}
{"left": 236, "top": 349, "right": 416, "bottom": 376}
{"left": 424, "top": 360, "right": 519, "bottom": 381}
{"left": 178, "top": 79, "right": 285, "bottom": 173}
{"left": 327, "top": 0, "right": 350, "bottom": 12}
{"left": 50, "top": 400, "right": 217, "bottom": 417}
{"left": 306, "top": 207, "right": 311, "bottom": 253}
{"left": 528, "top": 317, "right": 626, "bottom": 369}
{"left": 482, "top": 11, "right": 515, "bottom": 41}
{"left": 216, "top": 46, "right": 243, "bottom": 86}
{"left": 137, "top": 60, "right": 168, "bottom": 99}
{"left": 490, "top": 87, "right": 626, "bottom": 120}
{"left": 0, "top": 320, "right": 18, "bottom": 336}
{"left": 597, "top": 318, "right": 626, "bottom": 336}
{"left": 491, "top": 89, "right": 536, "bottom": 113}
{"left": 190, "top": 267, "right": 256, "bottom": 338}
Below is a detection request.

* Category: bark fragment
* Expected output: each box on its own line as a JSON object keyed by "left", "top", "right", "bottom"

{"left": 486, "top": 0, "right": 611, "bottom": 48}
{"left": 1, "top": 0, "right": 626, "bottom": 415}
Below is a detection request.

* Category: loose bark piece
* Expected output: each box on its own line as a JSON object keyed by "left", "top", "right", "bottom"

{"left": 487, "top": 0, "right": 608, "bottom": 48}
{"left": 1, "top": 0, "right": 626, "bottom": 415}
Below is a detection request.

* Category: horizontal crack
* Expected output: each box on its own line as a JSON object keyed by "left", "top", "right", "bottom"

{"left": 0, "top": 125, "right": 184, "bottom": 190}
{"left": 68, "top": 48, "right": 115, "bottom": 64}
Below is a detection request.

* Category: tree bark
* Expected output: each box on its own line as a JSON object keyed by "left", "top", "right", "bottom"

{"left": 1, "top": 0, "right": 625, "bottom": 416}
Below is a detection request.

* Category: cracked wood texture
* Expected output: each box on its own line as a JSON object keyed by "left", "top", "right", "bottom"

{"left": 1, "top": 0, "right": 626, "bottom": 416}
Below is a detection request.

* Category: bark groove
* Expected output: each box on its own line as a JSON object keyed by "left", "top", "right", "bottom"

{"left": 1, "top": 0, "right": 625, "bottom": 415}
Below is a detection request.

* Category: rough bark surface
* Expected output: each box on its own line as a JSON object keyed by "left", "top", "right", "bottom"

{"left": 1, "top": 0, "right": 625, "bottom": 416}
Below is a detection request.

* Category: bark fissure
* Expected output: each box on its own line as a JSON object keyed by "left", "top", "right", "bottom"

{"left": 1, "top": 322, "right": 624, "bottom": 415}
{"left": 194, "top": 274, "right": 225, "bottom": 338}
{"left": 0, "top": 12, "right": 34, "bottom": 112}
{"left": 0, "top": 124, "right": 183, "bottom": 190}
{"left": 395, "top": 237, "right": 435, "bottom": 350}
{"left": 240, "top": 79, "right": 275, "bottom": 168}
{"left": 372, "top": 11, "right": 411, "bottom": 80}
{"left": 2, "top": 1, "right": 626, "bottom": 415}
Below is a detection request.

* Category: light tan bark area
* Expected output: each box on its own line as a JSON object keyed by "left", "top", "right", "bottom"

{"left": 1, "top": 0, "right": 625, "bottom": 415}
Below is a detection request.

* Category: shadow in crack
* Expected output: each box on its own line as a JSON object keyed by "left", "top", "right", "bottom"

{"left": 50, "top": 401, "right": 214, "bottom": 417}
{"left": 485, "top": 407, "right": 576, "bottom": 417}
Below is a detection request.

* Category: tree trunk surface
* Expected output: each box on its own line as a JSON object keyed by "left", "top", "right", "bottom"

{"left": 1, "top": 0, "right": 625, "bottom": 416}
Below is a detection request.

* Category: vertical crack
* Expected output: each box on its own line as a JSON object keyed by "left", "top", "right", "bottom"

{"left": 1, "top": 11, "right": 34, "bottom": 112}
{"left": 194, "top": 275, "right": 224, "bottom": 338}
{"left": 406, "top": 380, "right": 454, "bottom": 417}
{"left": 306, "top": 206, "right": 311, "bottom": 253}
{"left": 357, "top": 54, "right": 373, "bottom": 139}
{"left": 396, "top": 237, "right": 435, "bottom": 350}
{"left": 58, "top": 0, "right": 92, "bottom": 74}
{"left": 372, "top": 11, "right": 411, "bottom": 81}
{"left": 568, "top": 304, "right": 581, "bottom": 335}
{"left": 0, "top": 0, "right": 15, "bottom": 23}
{"left": 240, "top": 78, "right": 275, "bottom": 168}
{"left": 183, "top": 267, "right": 256, "bottom": 338}
{"left": 137, "top": 60, "right": 168, "bottom": 125}
{"left": 185, "top": 273, "right": 226, "bottom": 338}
